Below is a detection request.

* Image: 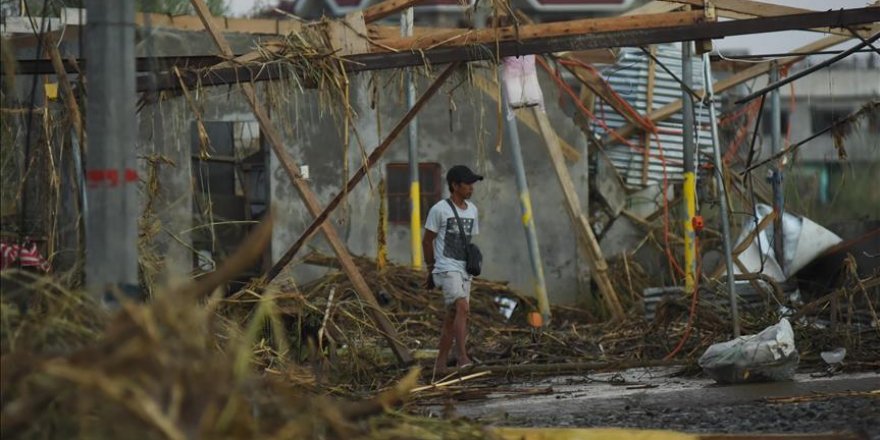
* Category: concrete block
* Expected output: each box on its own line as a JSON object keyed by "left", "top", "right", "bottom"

{"left": 598, "top": 215, "right": 643, "bottom": 259}
{"left": 626, "top": 184, "right": 672, "bottom": 219}
{"left": 594, "top": 152, "right": 626, "bottom": 217}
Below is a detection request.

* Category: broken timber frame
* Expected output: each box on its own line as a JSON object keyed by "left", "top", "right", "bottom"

{"left": 533, "top": 108, "right": 625, "bottom": 320}
{"left": 607, "top": 25, "right": 879, "bottom": 145}
{"left": 188, "top": 0, "right": 412, "bottom": 365}
{"left": 264, "top": 62, "right": 460, "bottom": 285}
{"left": 510, "top": 11, "right": 654, "bottom": 136}
{"left": 374, "top": 10, "right": 707, "bottom": 51}
{"left": 143, "top": 7, "right": 880, "bottom": 94}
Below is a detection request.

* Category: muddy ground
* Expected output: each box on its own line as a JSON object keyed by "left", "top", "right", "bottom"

{"left": 425, "top": 369, "right": 880, "bottom": 437}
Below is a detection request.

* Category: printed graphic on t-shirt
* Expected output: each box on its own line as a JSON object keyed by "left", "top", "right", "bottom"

{"left": 443, "top": 218, "right": 474, "bottom": 261}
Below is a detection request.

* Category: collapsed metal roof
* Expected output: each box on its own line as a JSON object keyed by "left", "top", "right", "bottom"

{"left": 592, "top": 43, "right": 718, "bottom": 188}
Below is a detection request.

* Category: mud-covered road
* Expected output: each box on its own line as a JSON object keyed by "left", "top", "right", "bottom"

{"left": 433, "top": 369, "right": 880, "bottom": 437}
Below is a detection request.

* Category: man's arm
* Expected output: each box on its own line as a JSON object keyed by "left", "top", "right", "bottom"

{"left": 423, "top": 230, "right": 437, "bottom": 271}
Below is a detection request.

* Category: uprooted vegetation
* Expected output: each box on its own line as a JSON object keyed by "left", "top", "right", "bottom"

{"left": 3, "top": 215, "right": 878, "bottom": 438}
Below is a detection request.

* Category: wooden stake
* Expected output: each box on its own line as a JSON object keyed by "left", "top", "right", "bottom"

{"left": 533, "top": 108, "right": 625, "bottom": 320}
{"left": 189, "top": 0, "right": 412, "bottom": 364}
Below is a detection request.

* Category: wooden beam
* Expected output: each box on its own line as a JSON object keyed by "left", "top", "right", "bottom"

{"left": 374, "top": 10, "right": 708, "bottom": 51}
{"left": 533, "top": 108, "right": 625, "bottom": 320}
{"left": 264, "top": 62, "right": 459, "bottom": 285}
{"left": 142, "top": 8, "right": 880, "bottom": 93}
{"left": 560, "top": 59, "right": 650, "bottom": 132}
{"left": 669, "top": 0, "right": 874, "bottom": 37}
{"left": 509, "top": 11, "right": 650, "bottom": 133}
{"left": 188, "top": 0, "right": 412, "bottom": 365}
{"left": 471, "top": 72, "right": 580, "bottom": 162}
{"left": 606, "top": 33, "right": 859, "bottom": 145}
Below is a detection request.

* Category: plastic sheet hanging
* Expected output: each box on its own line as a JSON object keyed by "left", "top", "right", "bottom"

{"left": 502, "top": 55, "right": 545, "bottom": 118}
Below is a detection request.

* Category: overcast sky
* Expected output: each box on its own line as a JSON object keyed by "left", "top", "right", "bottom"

{"left": 226, "top": 0, "right": 874, "bottom": 54}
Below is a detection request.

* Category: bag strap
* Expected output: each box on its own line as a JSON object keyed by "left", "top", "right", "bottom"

{"left": 446, "top": 199, "right": 471, "bottom": 251}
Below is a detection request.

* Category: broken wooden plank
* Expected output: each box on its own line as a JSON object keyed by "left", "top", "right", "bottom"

{"left": 327, "top": 11, "right": 370, "bottom": 56}
{"left": 560, "top": 58, "right": 650, "bottom": 132}
{"left": 533, "top": 108, "right": 625, "bottom": 320}
{"left": 143, "top": 8, "right": 880, "bottom": 93}
{"left": 263, "top": 62, "right": 459, "bottom": 285}
{"left": 509, "top": 10, "right": 649, "bottom": 133}
{"left": 374, "top": 10, "right": 709, "bottom": 51}
{"left": 189, "top": 0, "right": 412, "bottom": 365}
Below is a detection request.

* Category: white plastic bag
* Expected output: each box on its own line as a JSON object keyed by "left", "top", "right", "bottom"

{"left": 698, "top": 318, "right": 799, "bottom": 384}
{"left": 502, "top": 55, "right": 544, "bottom": 113}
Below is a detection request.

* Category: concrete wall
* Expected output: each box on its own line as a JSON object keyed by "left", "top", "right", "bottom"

{"left": 140, "top": 66, "right": 594, "bottom": 304}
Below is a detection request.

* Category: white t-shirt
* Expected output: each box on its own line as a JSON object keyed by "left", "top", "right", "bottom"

{"left": 425, "top": 199, "right": 479, "bottom": 276}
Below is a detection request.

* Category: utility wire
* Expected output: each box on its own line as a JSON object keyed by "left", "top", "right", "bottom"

{"left": 639, "top": 46, "right": 702, "bottom": 101}
{"left": 742, "top": 101, "right": 880, "bottom": 174}
{"left": 736, "top": 32, "right": 880, "bottom": 104}
{"left": 847, "top": 27, "right": 880, "bottom": 56}
{"left": 711, "top": 48, "right": 877, "bottom": 61}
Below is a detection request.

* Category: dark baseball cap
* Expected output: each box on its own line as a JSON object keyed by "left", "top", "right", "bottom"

{"left": 446, "top": 165, "right": 484, "bottom": 185}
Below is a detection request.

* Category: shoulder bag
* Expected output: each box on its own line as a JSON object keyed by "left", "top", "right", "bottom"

{"left": 446, "top": 199, "right": 482, "bottom": 277}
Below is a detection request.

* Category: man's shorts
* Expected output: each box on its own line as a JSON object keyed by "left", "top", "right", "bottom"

{"left": 433, "top": 271, "right": 471, "bottom": 307}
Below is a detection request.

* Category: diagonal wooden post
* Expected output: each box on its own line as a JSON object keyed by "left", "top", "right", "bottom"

{"left": 189, "top": 0, "right": 412, "bottom": 364}
{"left": 533, "top": 108, "right": 625, "bottom": 320}
{"left": 264, "top": 62, "right": 459, "bottom": 284}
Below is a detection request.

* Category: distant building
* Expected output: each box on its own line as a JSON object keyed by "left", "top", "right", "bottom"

{"left": 723, "top": 55, "right": 880, "bottom": 230}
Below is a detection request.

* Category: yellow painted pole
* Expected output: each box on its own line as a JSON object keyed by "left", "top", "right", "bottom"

{"left": 681, "top": 42, "right": 697, "bottom": 290}
{"left": 410, "top": 180, "right": 422, "bottom": 269}
{"left": 402, "top": 8, "right": 423, "bottom": 270}
{"left": 683, "top": 172, "right": 697, "bottom": 290}
{"left": 378, "top": 178, "right": 388, "bottom": 271}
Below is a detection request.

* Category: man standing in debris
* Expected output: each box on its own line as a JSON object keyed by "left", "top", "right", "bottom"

{"left": 423, "top": 165, "right": 483, "bottom": 374}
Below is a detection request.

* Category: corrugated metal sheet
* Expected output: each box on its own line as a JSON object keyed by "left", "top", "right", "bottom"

{"left": 591, "top": 44, "right": 719, "bottom": 188}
